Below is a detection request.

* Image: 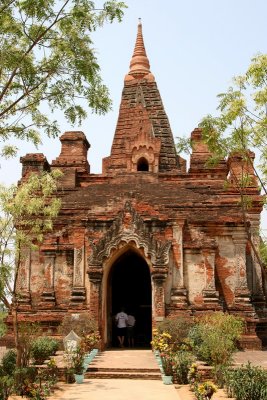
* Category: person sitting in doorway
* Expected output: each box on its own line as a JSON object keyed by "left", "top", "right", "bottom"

{"left": 127, "top": 312, "right": 136, "bottom": 348}
{"left": 115, "top": 307, "right": 128, "bottom": 348}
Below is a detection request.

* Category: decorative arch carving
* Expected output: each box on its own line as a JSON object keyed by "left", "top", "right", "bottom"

{"left": 88, "top": 201, "right": 171, "bottom": 267}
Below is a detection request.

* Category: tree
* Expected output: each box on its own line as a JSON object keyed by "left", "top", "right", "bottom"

{"left": 199, "top": 53, "right": 267, "bottom": 192}
{"left": 0, "top": 170, "right": 62, "bottom": 365}
{"left": 199, "top": 54, "right": 267, "bottom": 270}
{"left": 0, "top": 0, "right": 126, "bottom": 157}
{"left": 176, "top": 53, "right": 267, "bottom": 270}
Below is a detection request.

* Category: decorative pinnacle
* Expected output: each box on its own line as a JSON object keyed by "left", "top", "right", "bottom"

{"left": 128, "top": 19, "right": 151, "bottom": 77}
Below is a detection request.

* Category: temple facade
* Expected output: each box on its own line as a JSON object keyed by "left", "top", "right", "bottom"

{"left": 12, "top": 22, "right": 267, "bottom": 348}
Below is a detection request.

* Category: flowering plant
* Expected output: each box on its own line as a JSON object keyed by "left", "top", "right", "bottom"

{"left": 71, "top": 346, "right": 86, "bottom": 374}
{"left": 160, "top": 351, "right": 175, "bottom": 376}
{"left": 151, "top": 329, "right": 172, "bottom": 352}
{"left": 82, "top": 331, "right": 101, "bottom": 353}
{"left": 194, "top": 381, "right": 217, "bottom": 400}
{"left": 188, "top": 362, "right": 200, "bottom": 389}
{"left": 64, "top": 346, "right": 85, "bottom": 375}
{"left": 25, "top": 381, "right": 51, "bottom": 400}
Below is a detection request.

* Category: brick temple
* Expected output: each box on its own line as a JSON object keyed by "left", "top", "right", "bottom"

{"left": 12, "top": 22, "right": 267, "bottom": 348}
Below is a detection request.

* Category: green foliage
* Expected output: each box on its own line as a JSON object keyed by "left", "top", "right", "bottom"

{"left": 259, "top": 237, "right": 267, "bottom": 268}
{"left": 194, "top": 381, "right": 217, "bottom": 400}
{"left": 1, "top": 349, "right": 16, "bottom": 376}
{"left": 160, "top": 350, "right": 174, "bottom": 376}
{"left": 188, "top": 312, "right": 244, "bottom": 372}
{"left": 173, "top": 350, "right": 195, "bottom": 384}
{"left": 224, "top": 362, "right": 267, "bottom": 400}
{"left": 0, "top": 374, "right": 14, "bottom": 400}
{"left": 0, "top": 349, "right": 16, "bottom": 400}
{"left": 14, "top": 366, "right": 37, "bottom": 396}
{"left": 31, "top": 337, "right": 59, "bottom": 364}
{"left": 0, "top": 0, "right": 126, "bottom": 156}
{"left": 0, "top": 311, "right": 7, "bottom": 337}
{"left": 188, "top": 363, "right": 201, "bottom": 389}
{"left": 18, "top": 323, "right": 41, "bottom": 367}
{"left": 0, "top": 171, "right": 61, "bottom": 309}
{"left": 82, "top": 331, "right": 101, "bottom": 352}
{"left": 70, "top": 346, "right": 85, "bottom": 374}
{"left": 59, "top": 313, "right": 98, "bottom": 337}
{"left": 198, "top": 54, "right": 267, "bottom": 192}
{"left": 157, "top": 317, "right": 194, "bottom": 350}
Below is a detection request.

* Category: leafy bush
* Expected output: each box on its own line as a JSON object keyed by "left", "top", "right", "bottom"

{"left": 158, "top": 317, "right": 194, "bottom": 350}
{"left": 188, "top": 312, "right": 244, "bottom": 369}
{"left": 0, "top": 375, "right": 14, "bottom": 400}
{"left": 173, "top": 350, "right": 195, "bottom": 384}
{"left": 18, "top": 322, "right": 41, "bottom": 367}
{"left": 59, "top": 313, "right": 98, "bottom": 337}
{"left": 224, "top": 362, "right": 267, "bottom": 400}
{"left": 14, "top": 367, "right": 37, "bottom": 396}
{"left": 194, "top": 381, "right": 217, "bottom": 400}
{"left": 1, "top": 349, "right": 16, "bottom": 376}
{"left": 31, "top": 337, "right": 59, "bottom": 364}
{"left": 82, "top": 331, "right": 101, "bottom": 352}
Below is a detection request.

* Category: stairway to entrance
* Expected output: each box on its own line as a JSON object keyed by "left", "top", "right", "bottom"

{"left": 85, "top": 349, "right": 162, "bottom": 380}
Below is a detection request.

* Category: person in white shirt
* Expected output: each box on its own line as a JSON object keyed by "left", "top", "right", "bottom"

{"left": 115, "top": 307, "right": 128, "bottom": 348}
{"left": 127, "top": 313, "right": 136, "bottom": 348}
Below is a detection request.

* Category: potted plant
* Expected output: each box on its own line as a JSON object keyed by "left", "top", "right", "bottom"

{"left": 160, "top": 351, "right": 174, "bottom": 384}
{"left": 71, "top": 346, "right": 86, "bottom": 384}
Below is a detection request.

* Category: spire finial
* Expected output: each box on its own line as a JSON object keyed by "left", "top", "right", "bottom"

{"left": 128, "top": 19, "right": 151, "bottom": 78}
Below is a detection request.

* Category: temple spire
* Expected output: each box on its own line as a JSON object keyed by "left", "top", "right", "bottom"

{"left": 127, "top": 19, "right": 151, "bottom": 79}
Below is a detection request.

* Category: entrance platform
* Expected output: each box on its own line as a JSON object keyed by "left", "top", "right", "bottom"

{"left": 8, "top": 348, "right": 267, "bottom": 400}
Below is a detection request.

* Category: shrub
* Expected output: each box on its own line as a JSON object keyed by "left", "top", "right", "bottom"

{"left": 188, "top": 363, "right": 201, "bottom": 390}
{"left": 0, "top": 375, "right": 14, "bottom": 400}
{"left": 39, "top": 358, "right": 58, "bottom": 385}
{"left": 1, "top": 349, "right": 16, "bottom": 376}
{"left": 224, "top": 362, "right": 267, "bottom": 400}
{"left": 14, "top": 367, "right": 37, "bottom": 396}
{"left": 188, "top": 312, "right": 244, "bottom": 370}
{"left": 59, "top": 313, "right": 98, "bottom": 337}
{"left": 82, "top": 331, "right": 101, "bottom": 352}
{"left": 31, "top": 337, "right": 59, "bottom": 364}
{"left": 173, "top": 350, "right": 195, "bottom": 384}
{"left": 194, "top": 381, "right": 217, "bottom": 400}
{"left": 18, "top": 322, "right": 41, "bottom": 367}
{"left": 158, "top": 317, "right": 194, "bottom": 350}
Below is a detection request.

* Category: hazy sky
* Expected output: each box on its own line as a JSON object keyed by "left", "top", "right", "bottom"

{"left": 1, "top": 0, "right": 267, "bottom": 194}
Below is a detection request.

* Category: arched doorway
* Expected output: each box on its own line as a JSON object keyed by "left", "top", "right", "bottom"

{"left": 137, "top": 157, "right": 149, "bottom": 171}
{"left": 108, "top": 249, "right": 152, "bottom": 348}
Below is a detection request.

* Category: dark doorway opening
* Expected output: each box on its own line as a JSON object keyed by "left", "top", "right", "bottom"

{"left": 109, "top": 249, "right": 152, "bottom": 348}
{"left": 137, "top": 157, "right": 149, "bottom": 171}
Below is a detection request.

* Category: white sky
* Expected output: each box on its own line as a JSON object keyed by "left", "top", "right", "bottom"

{"left": 1, "top": 0, "right": 267, "bottom": 228}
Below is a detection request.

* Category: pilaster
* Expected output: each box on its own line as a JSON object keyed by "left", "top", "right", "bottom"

{"left": 170, "top": 222, "right": 188, "bottom": 308}
{"left": 71, "top": 247, "right": 86, "bottom": 305}
{"left": 233, "top": 233, "right": 252, "bottom": 308}
{"left": 17, "top": 249, "right": 31, "bottom": 310}
{"left": 151, "top": 267, "right": 168, "bottom": 322}
{"left": 202, "top": 248, "right": 220, "bottom": 306}
{"left": 41, "top": 251, "right": 56, "bottom": 308}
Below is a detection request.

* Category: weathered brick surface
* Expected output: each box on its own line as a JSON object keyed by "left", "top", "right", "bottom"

{"left": 6, "top": 21, "right": 266, "bottom": 349}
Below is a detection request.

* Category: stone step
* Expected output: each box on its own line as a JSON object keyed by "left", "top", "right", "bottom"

{"left": 85, "top": 371, "right": 162, "bottom": 380}
{"left": 87, "top": 367, "right": 160, "bottom": 373}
